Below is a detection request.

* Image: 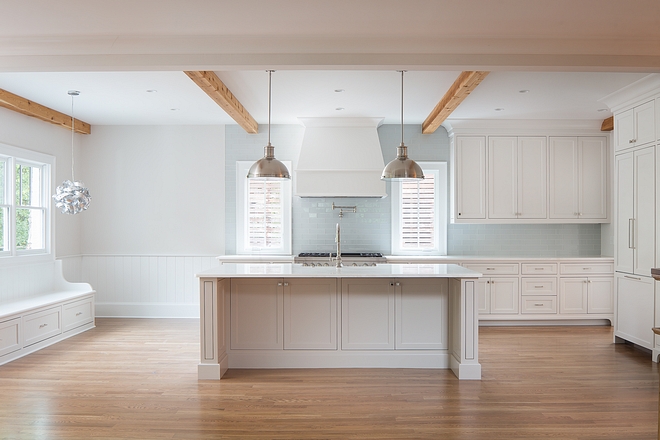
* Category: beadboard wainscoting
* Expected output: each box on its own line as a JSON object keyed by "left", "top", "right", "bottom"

{"left": 0, "top": 261, "right": 63, "bottom": 304}
{"left": 61, "top": 255, "right": 217, "bottom": 318}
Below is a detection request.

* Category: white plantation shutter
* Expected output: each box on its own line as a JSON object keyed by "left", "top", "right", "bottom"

{"left": 391, "top": 162, "right": 447, "bottom": 255}
{"left": 236, "top": 161, "right": 292, "bottom": 254}
{"left": 247, "top": 179, "right": 283, "bottom": 248}
{"left": 400, "top": 174, "right": 435, "bottom": 249}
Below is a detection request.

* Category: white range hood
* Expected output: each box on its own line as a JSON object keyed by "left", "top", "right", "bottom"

{"left": 295, "top": 117, "right": 387, "bottom": 198}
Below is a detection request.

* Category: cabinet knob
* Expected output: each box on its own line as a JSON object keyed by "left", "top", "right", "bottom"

{"left": 277, "top": 282, "right": 283, "bottom": 286}
{"left": 396, "top": 282, "right": 400, "bottom": 286}
{"left": 458, "top": 213, "right": 462, "bottom": 216}
{"left": 39, "top": 323, "right": 48, "bottom": 329}
{"left": 284, "top": 282, "right": 289, "bottom": 286}
{"left": 76, "top": 312, "right": 82, "bottom": 316}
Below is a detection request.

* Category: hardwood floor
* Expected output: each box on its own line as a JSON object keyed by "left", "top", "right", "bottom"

{"left": 0, "top": 319, "right": 658, "bottom": 439}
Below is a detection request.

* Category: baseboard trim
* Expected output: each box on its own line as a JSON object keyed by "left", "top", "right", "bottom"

{"left": 95, "top": 302, "right": 199, "bottom": 318}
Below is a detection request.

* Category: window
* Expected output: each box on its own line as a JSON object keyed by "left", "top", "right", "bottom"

{"left": 0, "top": 143, "right": 52, "bottom": 259}
{"left": 391, "top": 162, "right": 447, "bottom": 255}
{"left": 236, "top": 161, "right": 292, "bottom": 255}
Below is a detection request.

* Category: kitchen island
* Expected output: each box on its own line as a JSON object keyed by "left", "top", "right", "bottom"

{"left": 196, "top": 263, "right": 482, "bottom": 380}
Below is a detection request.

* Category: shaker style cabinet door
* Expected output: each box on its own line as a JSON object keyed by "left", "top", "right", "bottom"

{"left": 454, "top": 136, "right": 487, "bottom": 220}
{"left": 230, "top": 279, "right": 284, "bottom": 350}
{"left": 341, "top": 279, "right": 395, "bottom": 350}
{"left": 283, "top": 279, "right": 338, "bottom": 350}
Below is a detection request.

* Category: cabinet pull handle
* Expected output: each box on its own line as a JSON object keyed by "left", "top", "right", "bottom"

{"left": 629, "top": 219, "right": 634, "bottom": 249}
{"left": 624, "top": 275, "right": 642, "bottom": 281}
{"left": 534, "top": 286, "right": 544, "bottom": 288}
{"left": 629, "top": 139, "right": 636, "bottom": 144}
{"left": 534, "top": 268, "right": 544, "bottom": 271}
{"left": 582, "top": 267, "right": 590, "bottom": 270}
{"left": 486, "top": 268, "right": 495, "bottom": 271}
{"left": 534, "top": 303, "right": 544, "bottom": 307}
{"left": 75, "top": 312, "right": 82, "bottom": 316}
{"left": 39, "top": 323, "right": 48, "bottom": 329}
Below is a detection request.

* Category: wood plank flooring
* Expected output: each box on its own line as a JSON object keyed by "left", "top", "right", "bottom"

{"left": 0, "top": 319, "right": 658, "bottom": 439}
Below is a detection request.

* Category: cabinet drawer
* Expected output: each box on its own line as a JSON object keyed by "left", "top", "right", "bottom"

{"left": 521, "top": 296, "right": 557, "bottom": 314}
{"left": 560, "top": 263, "right": 613, "bottom": 275}
{"left": 521, "top": 263, "right": 558, "bottom": 275}
{"left": 463, "top": 263, "right": 519, "bottom": 275}
{"left": 0, "top": 317, "right": 22, "bottom": 358}
{"left": 23, "top": 306, "right": 62, "bottom": 347}
{"left": 62, "top": 297, "right": 94, "bottom": 333}
{"left": 521, "top": 278, "right": 557, "bottom": 296}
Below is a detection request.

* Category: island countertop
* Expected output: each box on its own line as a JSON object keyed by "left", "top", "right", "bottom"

{"left": 196, "top": 263, "right": 482, "bottom": 279}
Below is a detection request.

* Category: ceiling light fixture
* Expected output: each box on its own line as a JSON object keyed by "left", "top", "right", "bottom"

{"left": 247, "top": 70, "right": 291, "bottom": 179}
{"left": 52, "top": 90, "right": 91, "bottom": 215}
{"left": 381, "top": 70, "right": 424, "bottom": 180}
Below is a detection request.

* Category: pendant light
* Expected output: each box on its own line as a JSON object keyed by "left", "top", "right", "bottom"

{"left": 381, "top": 71, "right": 424, "bottom": 180}
{"left": 52, "top": 90, "right": 92, "bottom": 214}
{"left": 247, "top": 70, "right": 291, "bottom": 179}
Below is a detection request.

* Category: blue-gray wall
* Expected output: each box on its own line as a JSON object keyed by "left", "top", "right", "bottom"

{"left": 225, "top": 124, "right": 601, "bottom": 257}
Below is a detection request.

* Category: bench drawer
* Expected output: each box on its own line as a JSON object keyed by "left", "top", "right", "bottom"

{"left": 23, "top": 306, "right": 62, "bottom": 347}
{"left": 63, "top": 297, "right": 94, "bottom": 333}
{"left": 521, "top": 296, "right": 557, "bottom": 314}
{"left": 0, "top": 317, "right": 22, "bottom": 357}
{"left": 521, "top": 278, "right": 557, "bottom": 296}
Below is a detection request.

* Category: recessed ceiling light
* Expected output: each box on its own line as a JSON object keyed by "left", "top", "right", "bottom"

{"left": 494, "top": 108, "right": 504, "bottom": 112}
{"left": 334, "top": 89, "right": 345, "bottom": 93}
{"left": 146, "top": 89, "right": 157, "bottom": 93}
{"left": 336, "top": 107, "right": 345, "bottom": 111}
{"left": 519, "top": 90, "right": 529, "bottom": 94}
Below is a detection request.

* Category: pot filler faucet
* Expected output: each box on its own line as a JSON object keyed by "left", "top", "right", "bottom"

{"left": 331, "top": 203, "right": 356, "bottom": 267}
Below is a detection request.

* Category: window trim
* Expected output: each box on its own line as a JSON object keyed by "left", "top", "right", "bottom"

{"left": 391, "top": 161, "right": 447, "bottom": 256}
{"left": 235, "top": 160, "right": 292, "bottom": 255}
{"left": 0, "top": 142, "right": 53, "bottom": 263}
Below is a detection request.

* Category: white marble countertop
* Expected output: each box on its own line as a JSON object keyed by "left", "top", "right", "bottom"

{"left": 197, "top": 263, "right": 482, "bottom": 279}
{"left": 216, "top": 255, "right": 613, "bottom": 264}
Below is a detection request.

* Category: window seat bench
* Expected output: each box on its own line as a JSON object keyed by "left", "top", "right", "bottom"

{"left": 0, "top": 260, "right": 95, "bottom": 366}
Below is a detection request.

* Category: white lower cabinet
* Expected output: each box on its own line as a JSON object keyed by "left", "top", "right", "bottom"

{"left": 230, "top": 279, "right": 284, "bottom": 350}
{"left": 475, "top": 277, "right": 519, "bottom": 314}
{"left": 341, "top": 278, "right": 395, "bottom": 350}
{"left": 395, "top": 278, "right": 448, "bottom": 350}
{"left": 615, "top": 273, "right": 654, "bottom": 349}
{"left": 559, "top": 277, "right": 613, "bottom": 314}
{"left": 284, "top": 278, "right": 338, "bottom": 350}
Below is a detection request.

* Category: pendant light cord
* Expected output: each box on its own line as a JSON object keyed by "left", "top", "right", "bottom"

{"left": 267, "top": 70, "right": 273, "bottom": 145}
{"left": 70, "top": 92, "right": 76, "bottom": 182}
{"left": 400, "top": 70, "right": 404, "bottom": 145}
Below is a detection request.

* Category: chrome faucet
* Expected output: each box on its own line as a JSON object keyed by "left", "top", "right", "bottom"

{"left": 335, "top": 222, "right": 342, "bottom": 267}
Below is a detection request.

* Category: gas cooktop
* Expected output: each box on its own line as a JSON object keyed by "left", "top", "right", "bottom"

{"left": 297, "top": 252, "right": 383, "bottom": 258}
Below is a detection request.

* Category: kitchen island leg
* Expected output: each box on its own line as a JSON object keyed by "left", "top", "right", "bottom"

{"left": 449, "top": 278, "right": 481, "bottom": 380}
{"left": 198, "top": 277, "right": 228, "bottom": 380}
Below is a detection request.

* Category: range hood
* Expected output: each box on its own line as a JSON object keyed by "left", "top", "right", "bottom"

{"left": 295, "top": 117, "right": 387, "bottom": 198}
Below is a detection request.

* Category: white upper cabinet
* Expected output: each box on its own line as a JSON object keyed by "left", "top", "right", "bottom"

{"left": 615, "top": 100, "right": 655, "bottom": 152}
{"left": 454, "top": 136, "right": 487, "bottom": 220}
{"left": 452, "top": 129, "right": 608, "bottom": 224}
{"left": 549, "top": 137, "right": 608, "bottom": 220}
{"left": 488, "top": 136, "right": 546, "bottom": 219}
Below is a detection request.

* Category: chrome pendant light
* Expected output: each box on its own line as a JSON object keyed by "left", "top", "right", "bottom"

{"left": 52, "top": 90, "right": 92, "bottom": 214}
{"left": 247, "top": 70, "right": 291, "bottom": 179}
{"left": 381, "top": 71, "right": 424, "bottom": 180}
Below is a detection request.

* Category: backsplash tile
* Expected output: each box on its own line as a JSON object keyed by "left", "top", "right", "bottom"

{"left": 225, "top": 124, "right": 602, "bottom": 257}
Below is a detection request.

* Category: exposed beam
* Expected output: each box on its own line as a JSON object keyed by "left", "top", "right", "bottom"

{"left": 600, "top": 116, "right": 614, "bottom": 131}
{"left": 184, "top": 71, "right": 259, "bottom": 134}
{"left": 422, "top": 71, "right": 490, "bottom": 134}
{"left": 0, "top": 88, "right": 91, "bottom": 134}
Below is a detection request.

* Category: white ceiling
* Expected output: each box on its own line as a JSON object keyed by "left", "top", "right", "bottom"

{"left": 0, "top": 0, "right": 658, "bottom": 127}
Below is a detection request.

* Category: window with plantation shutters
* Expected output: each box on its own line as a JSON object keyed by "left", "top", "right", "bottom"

{"left": 236, "top": 161, "right": 292, "bottom": 255}
{"left": 391, "top": 162, "right": 447, "bottom": 255}
{"left": 247, "top": 179, "right": 284, "bottom": 249}
{"left": 400, "top": 175, "right": 435, "bottom": 250}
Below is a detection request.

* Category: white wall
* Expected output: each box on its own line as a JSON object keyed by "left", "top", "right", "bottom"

{"left": 80, "top": 125, "right": 225, "bottom": 255}
{"left": 0, "top": 107, "right": 82, "bottom": 258}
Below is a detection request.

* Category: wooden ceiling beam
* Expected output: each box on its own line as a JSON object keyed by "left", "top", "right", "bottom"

{"left": 600, "top": 116, "right": 613, "bottom": 131}
{"left": 0, "top": 88, "right": 91, "bottom": 134}
{"left": 184, "top": 71, "right": 258, "bottom": 134}
{"left": 422, "top": 71, "right": 490, "bottom": 134}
